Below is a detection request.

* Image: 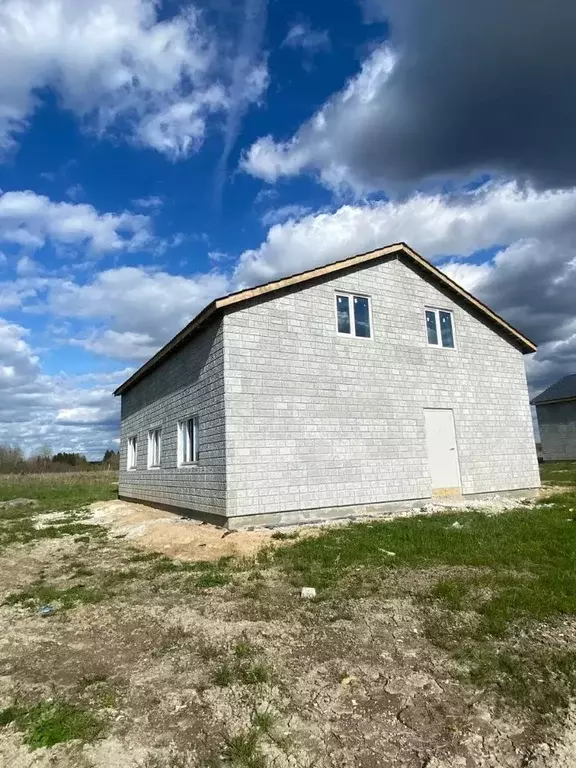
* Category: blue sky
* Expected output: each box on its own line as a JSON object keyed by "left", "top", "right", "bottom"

{"left": 0, "top": 0, "right": 575, "bottom": 457}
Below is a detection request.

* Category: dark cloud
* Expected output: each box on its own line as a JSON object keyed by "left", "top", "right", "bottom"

{"left": 245, "top": 0, "right": 576, "bottom": 192}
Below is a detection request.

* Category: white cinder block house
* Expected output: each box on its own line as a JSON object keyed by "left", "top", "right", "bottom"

{"left": 115, "top": 242, "right": 541, "bottom": 528}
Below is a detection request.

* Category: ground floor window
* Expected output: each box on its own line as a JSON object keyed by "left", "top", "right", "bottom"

{"left": 178, "top": 416, "right": 198, "bottom": 465}
{"left": 127, "top": 435, "right": 137, "bottom": 470}
{"left": 147, "top": 428, "right": 162, "bottom": 468}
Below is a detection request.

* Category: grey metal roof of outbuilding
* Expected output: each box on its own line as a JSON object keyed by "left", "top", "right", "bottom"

{"left": 531, "top": 374, "right": 576, "bottom": 405}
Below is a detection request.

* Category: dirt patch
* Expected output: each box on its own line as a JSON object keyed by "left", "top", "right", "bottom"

{"left": 89, "top": 500, "right": 274, "bottom": 561}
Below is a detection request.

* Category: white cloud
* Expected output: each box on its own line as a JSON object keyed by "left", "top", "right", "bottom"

{"left": 260, "top": 204, "right": 312, "bottom": 228}
{"left": 216, "top": 0, "right": 269, "bottom": 196}
{"left": 133, "top": 195, "right": 164, "bottom": 210}
{"left": 0, "top": 190, "right": 152, "bottom": 254}
{"left": 15, "top": 254, "right": 42, "bottom": 276}
{"left": 241, "top": 46, "right": 397, "bottom": 190}
{"left": 137, "top": 86, "right": 228, "bottom": 160}
{"left": 282, "top": 22, "right": 330, "bottom": 53}
{"left": 0, "top": 319, "right": 122, "bottom": 457}
{"left": 0, "top": 0, "right": 267, "bottom": 159}
{"left": 47, "top": 266, "right": 231, "bottom": 359}
{"left": 65, "top": 184, "right": 83, "bottom": 201}
{"left": 235, "top": 182, "right": 576, "bottom": 285}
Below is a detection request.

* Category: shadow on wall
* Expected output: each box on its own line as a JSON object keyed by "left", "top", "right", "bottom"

{"left": 120, "top": 320, "right": 222, "bottom": 420}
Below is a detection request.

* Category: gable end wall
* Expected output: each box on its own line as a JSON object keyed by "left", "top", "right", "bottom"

{"left": 223, "top": 255, "right": 540, "bottom": 519}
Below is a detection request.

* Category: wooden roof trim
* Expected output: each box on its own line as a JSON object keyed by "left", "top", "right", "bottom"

{"left": 399, "top": 243, "right": 537, "bottom": 353}
{"left": 114, "top": 241, "right": 536, "bottom": 395}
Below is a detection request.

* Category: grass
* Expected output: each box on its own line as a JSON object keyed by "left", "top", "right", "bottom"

{"left": 0, "top": 699, "right": 103, "bottom": 749}
{"left": 0, "top": 471, "right": 115, "bottom": 552}
{"left": 540, "top": 461, "right": 576, "bottom": 487}
{"left": 5, "top": 581, "right": 110, "bottom": 610}
{"left": 269, "top": 480, "right": 576, "bottom": 719}
{"left": 222, "top": 728, "right": 266, "bottom": 768}
{"left": 0, "top": 471, "right": 117, "bottom": 511}
{"left": 212, "top": 639, "right": 271, "bottom": 688}
{"left": 0, "top": 516, "right": 107, "bottom": 551}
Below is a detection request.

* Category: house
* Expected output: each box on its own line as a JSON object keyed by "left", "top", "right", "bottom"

{"left": 114, "top": 242, "right": 541, "bottom": 528}
{"left": 532, "top": 374, "right": 576, "bottom": 461}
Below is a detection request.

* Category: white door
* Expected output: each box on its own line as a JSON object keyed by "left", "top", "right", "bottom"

{"left": 424, "top": 408, "right": 461, "bottom": 495}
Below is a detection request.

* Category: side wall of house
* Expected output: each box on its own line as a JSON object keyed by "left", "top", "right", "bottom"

{"left": 223, "top": 255, "right": 540, "bottom": 520}
{"left": 538, "top": 402, "right": 576, "bottom": 461}
{"left": 118, "top": 320, "right": 226, "bottom": 518}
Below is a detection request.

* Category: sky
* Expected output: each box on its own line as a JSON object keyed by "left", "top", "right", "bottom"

{"left": 0, "top": 0, "right": 575, "bottom": 458}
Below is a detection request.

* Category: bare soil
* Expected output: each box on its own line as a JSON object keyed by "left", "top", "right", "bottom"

{"left": 0, "top": 495, "right": 572, "bottom": 767}
{"left": 89, "top": 499, "right": 274, "bottom": 561}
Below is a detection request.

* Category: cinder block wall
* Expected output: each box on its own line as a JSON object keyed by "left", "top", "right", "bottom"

{"left": 118, "top": 320, "right": 226, "bottom": 518}
{"left": 223, "top": 255, "right": 540, "bottom": 520}
{"left": 538, "top": 402, "right": 576, "bottom": 460}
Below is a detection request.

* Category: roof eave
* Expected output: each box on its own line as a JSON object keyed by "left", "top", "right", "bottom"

{"left": 113, "top": 298, "right": 221, "bottom": 396}
{"left": 532, "top": 396, "right": 576, "bottom": 407}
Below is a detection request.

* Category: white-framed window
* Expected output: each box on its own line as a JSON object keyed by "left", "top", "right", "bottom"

{"left": 335, "top": 293, "right": 372, "bottom": 338}
{"left": 178, "top": 416, "right": 198, "bottom": 466}
{"left": 147, "top": 427, "right": 162, "bottom": 469}
{"left": 127, "top": 435, "right": 138, "bottom": 470}
{"left": 426, "top": 308, "right": 455, "bottom": 349}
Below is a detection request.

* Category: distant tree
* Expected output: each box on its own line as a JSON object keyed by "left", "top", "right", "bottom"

{"left": 102, "top": 449, "right": 120, "bottom": 469}
{"left": 0, "top": 444, "right": 25, "bottom": 473}
{"left": 37, "top": 444, "right": 52, "bottom": 460}
{"left": 52, "top": 452, "right": 87, "bottom": 466}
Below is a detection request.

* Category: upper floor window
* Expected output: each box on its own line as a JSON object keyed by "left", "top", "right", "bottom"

{"left": 127, "top": 435, "right": 137, "bottom": 470}
{"left": 178, "top": 416, "right": 198, "bottom": 466}
{"left": 147, "top": 428, "right": 162, "bottom": 469}
{"left": 336, "top": 293, "right": 372, "bottom": 338}
{"left": 426, "top": 308, "right": 455, "bottom": 349}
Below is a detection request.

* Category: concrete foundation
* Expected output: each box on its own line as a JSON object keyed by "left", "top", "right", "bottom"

{"left": 120, "top": 486, "right": 541, "bottom": 530}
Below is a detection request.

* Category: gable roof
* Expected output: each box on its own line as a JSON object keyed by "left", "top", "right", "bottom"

{"left": 114, "top": 241, "right": 537, "bottom": 396}
{"left": 531, "top": 374, "right": 576, "bottom": 406}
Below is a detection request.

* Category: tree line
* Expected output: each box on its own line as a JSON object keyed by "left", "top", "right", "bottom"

{"left": 0, "top": 445, "right": 120, "bottom": 474}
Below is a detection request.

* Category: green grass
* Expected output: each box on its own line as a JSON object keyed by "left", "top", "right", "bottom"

{"left": 5, "top": 581, "right": 110, "bottom": 610}
{"left": 0, "top": 699, "right": 103, "bottom": 749}
{"left": 0, "top": 515, "right": 107, "bottom": 551}
{"left": 212, "top": 640, "right": 272, "bottom": 687}
{"left": 540, "top": 461, "right": 576, "bottom": 486}
{"left": 0, "top": 471, "right": 117, "bottom": 511}
{"left": 222, "top": 728, "right": 266, "bottom": 768}
{"left": 270, "top": 481, "right": 576, "bottom": 719}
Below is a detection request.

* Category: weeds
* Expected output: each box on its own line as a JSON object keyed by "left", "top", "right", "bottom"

{"left": 5, "top": 582, "right": 109, "bottom": 610}
{"left": 0, "top": 699, "right": 103, "bottom": 749}
{"left": 212, "top": 641, "right": 272, "bottom": 688}
{"left": 222, "top": 727, "right": 266, "bottom": 768}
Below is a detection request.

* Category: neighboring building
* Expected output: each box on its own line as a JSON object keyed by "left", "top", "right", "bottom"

{"left": 114, "top": 242, "right": 541, "bottom": 528}
{"left": 532, "top": 375, "right": 576, "bottom": 461}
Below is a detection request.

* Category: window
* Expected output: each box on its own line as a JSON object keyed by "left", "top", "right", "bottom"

{"left": 127, "top": 435, "right": 137, "bottom": 470}
{"left": 426, "top": 308, "right": 455, "bottom": 349}
{"left": 178, "top": 417, "right": 198, "bottom": 465}
{"left": 147, "top": 428, "right": 161, "bottom": 468}
{"left": 336, "top": 293, "right": 372, "bottom": 338}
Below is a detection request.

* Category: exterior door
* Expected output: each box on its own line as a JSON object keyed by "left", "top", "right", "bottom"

{"left": 424, "top": 408, "right": 461, "bottom": 496}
